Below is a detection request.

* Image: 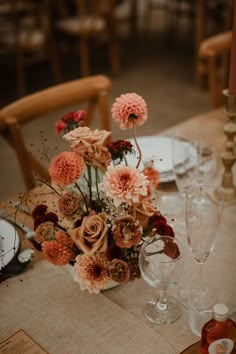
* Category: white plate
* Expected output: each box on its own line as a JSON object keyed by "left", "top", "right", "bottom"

{"left": 127, "top": 136, "right": 197, "bottom": 182}
{"left": 0, "top": 219, "right": 20, "bottom": 270}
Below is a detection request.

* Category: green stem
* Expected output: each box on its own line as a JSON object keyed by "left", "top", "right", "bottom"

{"left": 95, "top": 167, "right": 100, "bottom": 202}
{"left": 75, "top": 182, "right": 89, "bottom": 213}
{"left": 87, "top": 165, "right": 92, "bottom": 206}
{"left": 132, "top": 125, "right": 142, "bottom": 169}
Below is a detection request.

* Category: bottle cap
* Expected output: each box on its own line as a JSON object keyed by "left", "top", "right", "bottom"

{"left": 213, "top": 304, "right": 229, "bottom": 320}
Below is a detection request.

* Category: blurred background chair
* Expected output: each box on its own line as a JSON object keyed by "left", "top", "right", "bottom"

{"left": 52, "top": 0, "right": 120, "bottom": 77}
{"left": 198, "top": 30, "right": 232, "bottom": 108}
{"left": 0, "top": 75, "right": 112, "bottom": 190}
{"left": 0, "top": 0, "right": 62, "bottom": 97}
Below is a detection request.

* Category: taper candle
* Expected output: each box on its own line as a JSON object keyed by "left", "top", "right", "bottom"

{"left": 229, "top": 0, "right": 236, "bottom": 94}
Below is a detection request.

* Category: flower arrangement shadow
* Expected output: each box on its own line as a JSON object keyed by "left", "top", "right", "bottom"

{"left": 23, "top": 93, "right": 177, "bottom": 294}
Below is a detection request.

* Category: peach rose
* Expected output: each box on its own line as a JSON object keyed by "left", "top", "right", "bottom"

{"left": 63, "top": 126, "right": 111, "bottom": 153}
{"left": 69, "top": 212, "right": 108, "bottom": 255}
{"left": 129, "top": 200, "right": 156, "bottom": 228}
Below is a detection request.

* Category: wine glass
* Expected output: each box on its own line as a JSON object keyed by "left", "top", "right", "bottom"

{"left": 198, "top": 143, "right": 217, "bottom": 184}
{"left": 139, "top": 234, "right": 185, "bottom": 325}
{"left": 183, "top": 184, "right": 224, "bottom": 307}
{"left": 170, "top": 132, "right": 199, "bottom": 235}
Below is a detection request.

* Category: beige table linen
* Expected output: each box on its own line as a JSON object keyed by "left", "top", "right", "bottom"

{"left": 0, "top": 261, "right": 175, "bottom": 354}
{"left": 1, "top": 107, "right": 236, "bottom": 354}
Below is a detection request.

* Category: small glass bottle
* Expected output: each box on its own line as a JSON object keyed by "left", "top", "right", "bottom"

{"left": 201, "top": 304, "right": 236, "bottom": 354}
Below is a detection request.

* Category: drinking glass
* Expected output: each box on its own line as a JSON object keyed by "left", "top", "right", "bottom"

{"left": 139, "top": 234, "right": 185, "bottom": 325}
{"left": 182, "top": 184, "right": 224, "bottom": 307}
{"left": 170, "top": 132, "right": 199, "bottom": 234}
{"left": 198, "top": 143, "right": 217, "bottom": 184}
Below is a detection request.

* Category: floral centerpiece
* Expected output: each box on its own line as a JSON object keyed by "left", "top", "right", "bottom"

{"left": 28, "top": 93, "right": 176, "bottom": 294}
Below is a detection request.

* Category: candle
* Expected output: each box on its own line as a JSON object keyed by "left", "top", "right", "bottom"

{"left": 229, "top": 0, "right": 236, "bottom": 94}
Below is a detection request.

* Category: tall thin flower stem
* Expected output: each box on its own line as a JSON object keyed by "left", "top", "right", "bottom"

{"left": 132, "top": 125, "right": 142, "bottom": 169}
{"left": 75, "top": 182, "right": 89, "bottom": 213}
{"left": 95, "top": 167, "right": 100, "bottom": 202}
{"left": 87, "top": 165, "right": 93, "bottom": 206}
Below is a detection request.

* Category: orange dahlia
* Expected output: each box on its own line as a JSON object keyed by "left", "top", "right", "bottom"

{"left": 41, "top": 231, "right": 74, "bottom": 266}
{"left": 49, "top": 151, "right": 85, "bottom": 186}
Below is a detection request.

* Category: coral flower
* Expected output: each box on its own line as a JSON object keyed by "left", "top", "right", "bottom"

{"left": 111, "top": 93, "right": 148, "bottom": 130}
{"left": 42, "top": 231, "right": 75, "bottom": 266}
{"left": 74, "top": 253, "right": 110, "bottom": 294}
{"left": 49, "top": 151, "right": 85, "bottom": 187}
{"left": 100, "top": 165, "right": 149, "bottom": 207}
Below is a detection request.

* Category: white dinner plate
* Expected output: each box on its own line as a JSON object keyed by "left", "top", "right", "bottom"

{"left": 127, "top": 136, "right": 197, "bottom": 183}
{"left": 0, "top": 219, "right": 20, "bottom": 270}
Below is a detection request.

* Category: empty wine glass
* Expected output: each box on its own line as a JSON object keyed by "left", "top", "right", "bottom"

{"left": 181, "top": 184, "right": 224, "bottom": 307}
{"left": 198, "top": 143, "right": 217, "bottom": 184}
{"left": 139, "top": 234, "right": 185, "bottom": 325}
{"left": 170, "top": 132, "right": 199, "bottom": 234}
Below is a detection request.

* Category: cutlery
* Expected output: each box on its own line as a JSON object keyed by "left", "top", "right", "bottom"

{"left": 0, "top": 209, "right": 35, "bottom": 239}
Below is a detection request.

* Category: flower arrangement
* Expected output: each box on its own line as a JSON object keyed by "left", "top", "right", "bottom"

{"left": 27, "top": 93, "right": 177, "bottom": 294}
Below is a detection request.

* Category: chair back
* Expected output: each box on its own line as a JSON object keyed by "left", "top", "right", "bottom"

{"left": 198, "top": 31, "right": 232, "bottom": 108}
{"left": 0, "top": 75, "right": 112, "bottom": 189}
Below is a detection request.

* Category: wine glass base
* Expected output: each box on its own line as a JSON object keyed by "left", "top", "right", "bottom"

{"left": 144, "top": 295, "right": 182, "bottom": 325}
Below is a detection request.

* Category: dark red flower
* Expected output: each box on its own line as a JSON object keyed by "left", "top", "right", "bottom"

{"left": 106, "top": 140, "right": 134, "bottom": 161}
{"left": 106, "top": 244, "right": 124, "bottom": 261}
{"left": 163, "top": 239, "right": 180, "bottom": 260}
{"left": 34, "top": 212, "right": 58, "bottom": 230}
{"left": 149, "top": 212, "right": 167, "bottom": 226}
{"left": 153, "top": 220, "right": 174, "bottom": 237}
{"left": 32, "top": 204, "right": 48, "bottom": 220}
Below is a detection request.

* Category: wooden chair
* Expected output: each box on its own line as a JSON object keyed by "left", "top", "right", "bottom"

{"left": 0, "top": 0, "right": 62, "bottom": 97}
{"left": 0, "top": 75, "right": 112, "bottom": 190}
{"left": 198, "top": 30, "right": 232, "bottom": 108}
{"left": 53, "top": 0, "right": 120, "bottom": 77}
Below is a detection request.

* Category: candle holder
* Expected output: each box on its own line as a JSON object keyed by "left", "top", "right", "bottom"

{"left": 215, "top": 89, "right": 236, "bottom": 201}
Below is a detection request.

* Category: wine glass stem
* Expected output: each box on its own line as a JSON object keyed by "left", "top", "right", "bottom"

{"left": 198, "top": 262, "right": 204, "bottom": 288}
{"left": 156, "top": 290, "right": 168, "bottom": 311}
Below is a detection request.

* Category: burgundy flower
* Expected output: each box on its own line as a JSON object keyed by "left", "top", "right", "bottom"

{"left": 149, "top": 212, "right": 167, "bottom": 226}
{"left": 34, "top": 212, "right": 59, "bottom": 230}
{"left": 163, "top": 239, "right": 180, "bottom": 260}
{"left": 153, "top": 220, "right": 174, "bottom": 237}
{"left": 106, "top": 140, "right": 134, "bottom": 162}
{"left": 32, "top": 204, "right": 48, "bottom": 220}
{"left": 106, "top": 244, "right": 124, "bottom": 261}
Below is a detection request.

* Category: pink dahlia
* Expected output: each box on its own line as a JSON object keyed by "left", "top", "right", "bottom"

{"left": 100, "top": 165, "right": 149, "bottom": 207}
{"left": 74, "top": 253, "right": 110, "bottom": 294}
{"left": 111, "top": 93, "right": 148, "bottom": 130}
{"left": 41, "top": 231, "right": 75, "bottom": 266}
{"left": 49, "top": 151, "right": 85, "bottom": 187}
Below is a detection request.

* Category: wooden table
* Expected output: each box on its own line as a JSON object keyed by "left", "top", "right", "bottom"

{"left": 0, "top": 107, "right": 235, "bottom": 354}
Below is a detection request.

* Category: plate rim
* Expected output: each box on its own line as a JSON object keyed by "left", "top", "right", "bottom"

{"left": 0, "top": 218, "right": 20, "bottom": 270}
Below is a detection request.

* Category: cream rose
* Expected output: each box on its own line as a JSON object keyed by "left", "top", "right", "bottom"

{"left": 63, "top": 126, "right": 111, "bottom": 152}
{"left": 69, "top": 212, "right": 108, "bottom": 255}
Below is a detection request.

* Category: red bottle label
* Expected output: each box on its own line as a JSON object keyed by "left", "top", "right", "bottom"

{"left": 208, "top": 338, "right": 234, "bottom": 353}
